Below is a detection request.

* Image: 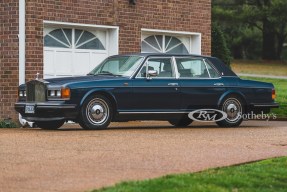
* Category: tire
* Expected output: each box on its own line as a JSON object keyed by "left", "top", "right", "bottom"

{"left": 36, "top": 120, "right": 65, "bottom": 130}
{"left": 216, "top": 96, "right": 244, "bottom": 127}
{"left": 168, "top": 117, "right": 193, "bottom": 127}
{"left": 80, "top": 95, "right": 113, "bottom": 130}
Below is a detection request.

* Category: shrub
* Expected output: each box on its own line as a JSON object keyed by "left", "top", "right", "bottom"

{"left": 0, "top": 119, "right": 18, "bottom": 128}
{"left": 211, "top": 23, "right": 231, "bottom": 66}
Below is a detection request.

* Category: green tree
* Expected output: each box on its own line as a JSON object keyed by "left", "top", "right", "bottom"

{"left": 213, "top": 0, "right": 287, "bottom": 60}
{"left": 212, "top": 23, "right": 231, "bottom": 66}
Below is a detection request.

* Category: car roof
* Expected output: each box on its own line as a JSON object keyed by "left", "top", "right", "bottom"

{"left": 109, "top": 53, "right": 237, "bottom": 77}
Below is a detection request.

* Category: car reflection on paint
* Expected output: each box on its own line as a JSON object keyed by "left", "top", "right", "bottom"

{"left": 15, "top": 53, "right": 279, "bottom": 130}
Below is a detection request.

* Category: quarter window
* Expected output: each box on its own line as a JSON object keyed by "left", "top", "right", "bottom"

{"left": 175, "top": 58, "right": 219, "bottom": 78}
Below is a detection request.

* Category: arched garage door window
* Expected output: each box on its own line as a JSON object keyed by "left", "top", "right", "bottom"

{"left": 44, "top": 28, "right": 105, "bottom": 50}
{"left": 142, "top": 35, "right": 189, "bottom": 54}
{"left": 44, "top": 28, "right": 108, "bottom": 78}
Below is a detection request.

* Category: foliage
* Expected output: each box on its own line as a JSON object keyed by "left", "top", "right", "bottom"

{"left": 0, "top": 119, "right": 18, "bottom": 128}
{"left": 212, "top": 0, "right": 287, "bottom": 60}
{"left": 231, "top": 60, "right": 287, "bottom": 76}
{"left": 91, "top": 157, "right": 287, "bottom": 192}
{"left": 211, "top": 23, "right": 231, "bottom": 66}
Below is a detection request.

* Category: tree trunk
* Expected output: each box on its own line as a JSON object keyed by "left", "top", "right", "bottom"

{"left": 277, "top": 35, "right": 285, "bottom": 60}
{"left": 262, "top": 19, "right": 277, "bottom": 60}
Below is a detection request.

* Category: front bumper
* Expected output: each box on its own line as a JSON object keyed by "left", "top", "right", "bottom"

{"left": 15, "top": 102, "right": 78, "bottom": 122}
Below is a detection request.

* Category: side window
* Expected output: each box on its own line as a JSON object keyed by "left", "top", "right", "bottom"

{"left": 176, "top": 58, "right": 219, "bottom": 78}
{"left": 137, "top": 58, "right": 174, "bottom": 78}
{"left": 205, "top": 61, "right": 220, "bottom": 78}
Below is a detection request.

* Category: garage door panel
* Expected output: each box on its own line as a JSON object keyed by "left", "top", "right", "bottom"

{"left": 54, "top": 51, "right": 73, "bottom": 75}
{"left": 44, "top": 27, "right": 116, "bottom": 78}
{"left": 74, "top": 52, "right": 90, "bottom": 75}
{"left": 44, "top": 50, "right": 54, "bottom": 76}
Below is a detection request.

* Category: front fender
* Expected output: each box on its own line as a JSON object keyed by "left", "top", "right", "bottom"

{"left": 79, "top": 88, "right": 118, "bottom": 109}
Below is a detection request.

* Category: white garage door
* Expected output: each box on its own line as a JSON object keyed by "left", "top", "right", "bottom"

{"left": 44, "top": 28, "right": 109, "bottom": 78}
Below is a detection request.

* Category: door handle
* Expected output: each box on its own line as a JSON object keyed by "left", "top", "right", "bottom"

{"left": 168, "top": 83, "right": 178, "bottom": 86}
{"left": 214, "top": 83, "right": 224, "bottom": 86}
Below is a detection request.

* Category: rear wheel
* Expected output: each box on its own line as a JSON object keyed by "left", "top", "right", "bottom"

{"left": 216, "top": 96, "right": 244, "bottom": 127}
{"left": 80, "top": 95, "right": 113, "bottom": 130}
{"left": 168, "top": 117, "right": 193, "bottom": 127}
{"left": 36, "top": 120, "right": 65, "bottom": 130}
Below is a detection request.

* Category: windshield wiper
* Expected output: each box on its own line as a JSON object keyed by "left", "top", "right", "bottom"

{"left": 93, "top": 71, "right": 123, "bottom": 77}
{"left": 98, "top": 71, "right": 115, "bottom": 75}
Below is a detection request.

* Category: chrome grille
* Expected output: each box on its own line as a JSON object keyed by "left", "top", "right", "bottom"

{"left": 26, "top": 80, "right": 46, "bottom": 102}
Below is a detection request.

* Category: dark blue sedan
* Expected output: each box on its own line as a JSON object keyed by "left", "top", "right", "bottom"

{"left": 15, "top": 53, "right": 279, "bottom": 129}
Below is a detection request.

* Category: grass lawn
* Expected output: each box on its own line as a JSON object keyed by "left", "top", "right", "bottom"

{"left": 231, "top": 60, "right": 287, "bottom": 76}
{"left": 91, "top": 157, "right": 287, "bottom": 192}
{"left": 240, "top": 76, "right": 287, "bottom": 118}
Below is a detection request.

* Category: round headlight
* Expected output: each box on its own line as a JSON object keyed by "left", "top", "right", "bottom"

{"left": 50, "top": 90, "right": 55, "bottom": 97}
{"left": 56, "top": 90, "right": 61, "bottom": 97}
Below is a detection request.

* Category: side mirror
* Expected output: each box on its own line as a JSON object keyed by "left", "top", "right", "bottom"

{"left": 147, "top": 70, "right": 158, "bottom": 78}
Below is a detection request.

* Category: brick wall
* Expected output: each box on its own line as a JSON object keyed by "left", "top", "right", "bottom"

{"left": 0, "top": 1, "right": 19, "bottom": 120}
{"left": 0, "top": 0, "right": 211, "bottom": 120}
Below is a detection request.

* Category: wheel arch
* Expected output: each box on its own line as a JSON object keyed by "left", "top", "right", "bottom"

{"left": 80, "top": 89, "right": 118, "bottom": 115}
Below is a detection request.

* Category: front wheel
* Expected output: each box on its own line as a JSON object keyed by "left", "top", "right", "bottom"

{"left": 36, "top": 120, "right": 65, "bottom": 130}
{"left": 80, "top": 95, "right": 113, "bottom": 130}
{"left": 216, "top": 96, "right": 244, "bottom": 127}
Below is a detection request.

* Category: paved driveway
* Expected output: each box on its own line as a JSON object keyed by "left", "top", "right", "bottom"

{"left": 0, "top": 121, "right": 286, "bottom": 192}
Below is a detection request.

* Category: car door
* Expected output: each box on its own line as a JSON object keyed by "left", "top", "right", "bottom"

{"left": 130, "top": 57, "right": 180, "bottom": 111}
{"left": 175, "top": 57, "right": 226, "bottom": 110}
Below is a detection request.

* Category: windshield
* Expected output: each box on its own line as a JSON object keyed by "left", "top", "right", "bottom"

{"left": 88, "top": 56, "right": 144, "bottom": 77}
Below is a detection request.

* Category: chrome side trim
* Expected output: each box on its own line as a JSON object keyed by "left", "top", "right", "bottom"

{"left": 252, "top": 104, "right": 279, "bottom": 108}
{"left": 119, "top": 111, "right": 191, "bottom": 114}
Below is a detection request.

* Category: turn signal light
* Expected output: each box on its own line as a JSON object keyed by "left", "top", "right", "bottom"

{"left": 61, "top": 88, "right": 71, "bottom": 99}
{"left": 272, "top": 89, "right": 276, "bottom": 100}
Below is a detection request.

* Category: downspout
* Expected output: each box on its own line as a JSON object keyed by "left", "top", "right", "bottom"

{"left": 19, "top": 0, "right": 28, "bottom": 126}
{"left": 19, "top": 0, "right": 25, "bottom": 85}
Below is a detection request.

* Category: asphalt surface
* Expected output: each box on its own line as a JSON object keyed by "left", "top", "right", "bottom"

{"left": 0, "top": 120, "right": 287, "bottom": 192}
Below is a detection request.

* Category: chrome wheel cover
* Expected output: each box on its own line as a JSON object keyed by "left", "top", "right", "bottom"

{"left": 222, "top": 98, "right": 242, "bottom": 123}
{"left": 86, "top": 98, "right": 109, "bottom": 125}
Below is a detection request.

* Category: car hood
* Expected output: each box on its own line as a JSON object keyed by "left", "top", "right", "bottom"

{"left": 44, "top": 75, "right": 128, "bottom": 85}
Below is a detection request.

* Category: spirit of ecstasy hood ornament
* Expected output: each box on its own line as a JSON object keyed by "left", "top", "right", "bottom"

{"left": 36, "top": 72, "right": 40, "bottom": 80}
